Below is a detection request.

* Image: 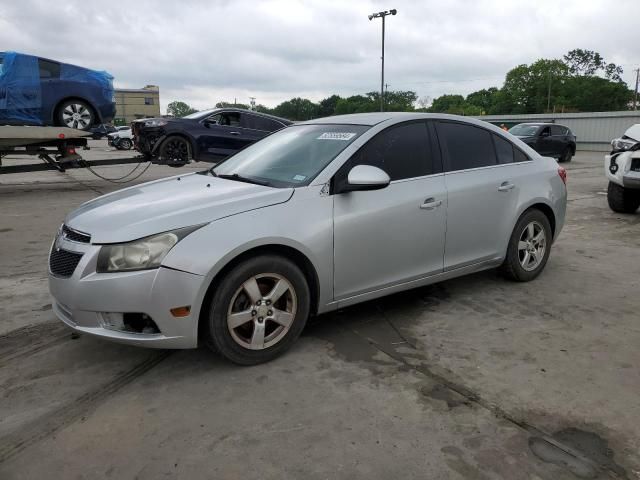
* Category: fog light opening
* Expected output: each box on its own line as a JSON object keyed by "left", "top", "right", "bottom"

{"left": 123, "top": 313, "right": 160, "bottom": 334}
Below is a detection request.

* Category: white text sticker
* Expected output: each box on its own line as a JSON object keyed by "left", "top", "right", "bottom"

{"left": 317, "top": 132, "right": 356, "bottom": 141}
{"left": 293, "top": 174, "right": 306, "bottom": 181}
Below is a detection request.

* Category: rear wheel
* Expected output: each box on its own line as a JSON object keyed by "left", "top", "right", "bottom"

{"left": 607, "top": 181, "right": 640, "bottom": 213}
{"left": 559, "top": 147, "right": 572, "bottom": 163}
{"left": 203, "top": 255, "right": 310, "bottom": 365}
{"left": 159, "top": 136, "right": 191, "bottom": 166}
{"left": 56, "top": 100, "right": 94, "bottom": 131}
{"left": 501, "top": 209, "right": 552, "bottom": 282}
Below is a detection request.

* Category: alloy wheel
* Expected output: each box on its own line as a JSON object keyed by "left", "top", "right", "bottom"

{"left": 227, "top": 273, "right": 297, "bottom": 350}
{"left": 518, "top": 221, "right": 546, "bottom": 271}
{"left": 61, "top": 103, "right": 92, "bottom": 130}
{"left": 163, "top": 138, "right": 189, "bottom": 162}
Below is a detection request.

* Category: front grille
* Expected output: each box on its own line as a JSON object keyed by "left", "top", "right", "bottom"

{"left": 49, "top": 249, "right": 83, "bottom": 278}
{"left": 62, "top": 225, "right": 91, "bottom": 243}
{"left": 631, "top": 158, "right": 640, "bottom": 172}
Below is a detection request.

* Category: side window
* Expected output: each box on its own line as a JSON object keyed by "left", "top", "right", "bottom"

{"left": 348, "top": 122, "right": 433, "bottom": 181}
{"left": 144, "top": 97, "right": 154, "bottom": 105}
{"left": 38, "top": 59, "right": 60, "bottom": 79}
{"left": 438, "top": 122, "right": 497, "bottom": 171}
{"left": 514, "top": 148, "right": 530, "bottom": 163}
{"left": 550, "top": 125, "right": 564, "bottom": 136}
{"left": 207, "top": 112, "right": 241, "bottom": 127}
{"left": 540, "top": 126, "right": 551, "bottom": 137}
{"left": 242, "top": 114, "right": 282, "bottom": 131}
{"left": 493, "top": 134, "right": 514, "bottom": 164}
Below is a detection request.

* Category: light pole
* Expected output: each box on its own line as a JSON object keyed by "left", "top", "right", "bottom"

{"left": 369, "top": 9, "right": 397, "bottom": 112}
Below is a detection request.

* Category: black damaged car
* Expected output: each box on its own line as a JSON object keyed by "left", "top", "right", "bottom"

{"left": 132, "top": 108, "right": 292, "bottom": 166}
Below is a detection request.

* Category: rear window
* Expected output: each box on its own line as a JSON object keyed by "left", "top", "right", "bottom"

{"left": 551, "top": 125, "right": 566, "bottom": 135}
{"left": 493, "top": 134, "right": 514, "bottom": 164}
{"left": 243, "top": 114, "right": 285, "bottom": 132}
{"left": 438, "top": 122, "right": 497, "bottom": 171}
{"left": 38, "top": 59, "right": 60, "bottom": 79}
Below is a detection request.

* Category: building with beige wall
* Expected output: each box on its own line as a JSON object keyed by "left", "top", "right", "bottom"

{"left": 113, "top": 85, "right": 160, "bottom": 125}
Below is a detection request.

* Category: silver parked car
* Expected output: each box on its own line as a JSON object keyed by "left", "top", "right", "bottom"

{"left": 49, "top": 113, "right": 567, "bottom": 364}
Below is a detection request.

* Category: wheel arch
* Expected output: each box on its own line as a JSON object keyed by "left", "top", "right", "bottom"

{"left": 197, "top": 243, "right": 321, "bottom": 342}
{"left": 53, "top": 96, "right": 100, "bottom": 126}
{"left": 518, "top": 201, "right": 556, "bottom": 238}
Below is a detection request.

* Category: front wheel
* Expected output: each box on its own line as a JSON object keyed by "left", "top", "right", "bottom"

{"left": 501, "top": 209, "right": 553, "bottom": 282}
{"left": 117, "top": 138, "right": 132, "bottom": 150}
{"left": 159, "top": 136, "right": 191, "bottom": 166}
{"left": 607, "top": 181, "right": 640, "bottom": 213}
{"left": 203, "top": 255, "right": 310, "bottom": 365}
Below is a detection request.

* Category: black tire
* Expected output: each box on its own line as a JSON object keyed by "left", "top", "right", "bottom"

{"left": 558, "top": 147, "right": 572, "bottom": 163}
{"left": 159, "top": 136, "right": 191, "bottom": 166}
{"left": 607, "top": 181, "right": 640, "bottom": 213}
{"left": 203, "top": 255, "right": 310, "bottom": 365}
{"left": 56, "top": 99, "right": 95, "bottom": 131}
{"left": 118, "top": 138, "right": 132, "bottom": 150}
{"left": 501, "top": 209, "right": 553, "bottom": 282}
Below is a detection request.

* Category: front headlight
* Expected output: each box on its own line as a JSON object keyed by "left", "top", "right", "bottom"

{"left": 611, "top": 137, "right": 637, "bottom": 151}
{"left": 96, "top": 225, "right": 203, "bottom": 273}
{"left": 143, "top": 119, "right": 168, "bottom": 128}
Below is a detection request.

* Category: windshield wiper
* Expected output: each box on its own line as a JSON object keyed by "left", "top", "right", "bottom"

{"left": 216, "top": 173, "right": 271, "bottom": 187}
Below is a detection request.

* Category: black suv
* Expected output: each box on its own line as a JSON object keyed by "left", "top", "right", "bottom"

{"left": 509, "top": 123, "right": 576, "bottom": 162}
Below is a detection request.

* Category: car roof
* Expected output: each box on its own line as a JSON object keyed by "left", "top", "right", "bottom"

{"left": 197, "top": 108, "right": 292, "bottom": 125}
{"left": 297, "top": 112, "right": 509, "bottom": 128}
{"left": 516, "top": 122, "right": 569, "bottom": 128}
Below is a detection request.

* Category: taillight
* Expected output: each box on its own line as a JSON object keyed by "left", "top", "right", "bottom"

{"left": 558, "top": 166, "right": 567, "bottom": 185}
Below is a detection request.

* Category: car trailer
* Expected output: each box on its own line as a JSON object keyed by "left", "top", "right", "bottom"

{"left": 0, "top": 126, "right": 143, "bottom": 175}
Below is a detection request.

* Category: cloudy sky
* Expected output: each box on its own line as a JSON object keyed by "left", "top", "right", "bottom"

{"left": 1, "top": 0, "right": 638, "bottom": 112}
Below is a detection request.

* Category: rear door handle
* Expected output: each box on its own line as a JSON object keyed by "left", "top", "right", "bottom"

{"left": 229, "top": 131, "right": 241, "bottom": 136}
{"left": 420, "top": 198, "right": 442, "bottom": 210}
{"left": 498, "top": 182, "right": 515, "bottom": 192}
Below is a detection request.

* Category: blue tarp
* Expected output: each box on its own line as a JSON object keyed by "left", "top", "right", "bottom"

{"left": 0, "top": 51, "right": 114, "bottom": 125}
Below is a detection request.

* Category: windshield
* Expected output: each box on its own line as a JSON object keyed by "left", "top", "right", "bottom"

{"left": 212, "top": 124, "right": 369, "bottom": 187}
{"left": 509, "top": 124, "right": 540, "bottom": 136}
{"left": 183, "top": 108, "right": 216, "bottom": 120}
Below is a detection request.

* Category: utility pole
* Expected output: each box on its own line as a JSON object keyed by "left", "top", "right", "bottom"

{"left": 547, "top": 72, "right": 552, "bottom": 112}
{"left": 634, "top": 68, "right": 639, "bottom": 111}
{"left": 384, "top": 83, "right": 389, "bottom": 108}
{"left": 369, "top": 9, "right": 397, "bottom": 112}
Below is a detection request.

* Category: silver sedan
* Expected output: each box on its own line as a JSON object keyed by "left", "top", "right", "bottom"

{"left": 49, "top": 113, "right": 567, "bottom": 364}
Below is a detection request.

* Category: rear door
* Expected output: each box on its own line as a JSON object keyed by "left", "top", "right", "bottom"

{"left": 435, "top": 121, "right": 521, "bottom": 270}
{"left": 333, "top": 121, "right": 447, "bottom": 300}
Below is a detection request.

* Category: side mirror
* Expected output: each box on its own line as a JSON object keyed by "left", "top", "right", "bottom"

{"left": 540, "top": 130, "right": 550, "bottom": 138}
{"left": 204, "top": 119, "right": 217, "bottom": 128}
{"left": 343, "top": 165, "right": 390, "bottom": 192}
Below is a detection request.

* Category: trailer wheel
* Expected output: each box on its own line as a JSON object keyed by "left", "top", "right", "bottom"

{"left": 56, "top": 100, "right": 95, "bottom": 131}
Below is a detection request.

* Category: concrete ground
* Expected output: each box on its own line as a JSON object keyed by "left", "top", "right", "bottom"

{"left": 0, "top": 142, "right": 638, "bottom": 479}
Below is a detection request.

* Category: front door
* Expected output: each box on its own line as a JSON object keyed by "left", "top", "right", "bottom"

{"left": 197, "top": 111, "right": 254, "bottom": 161}
{"left": 333, "top": 121, "right": 447, "bottom": 300}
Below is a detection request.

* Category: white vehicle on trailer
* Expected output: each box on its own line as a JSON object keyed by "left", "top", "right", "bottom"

{"left": 606, "top": 124, "right": 640, "bottom": 213}
{"left": 107, "top": 128, "right": 133, "bottom": 150}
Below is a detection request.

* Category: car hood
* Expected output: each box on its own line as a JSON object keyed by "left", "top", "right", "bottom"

{"left": 65, "top": 173, "right": 294, "bottom": 243}
{"left": 623, "top": 124, "right": 640, "bottom": 142}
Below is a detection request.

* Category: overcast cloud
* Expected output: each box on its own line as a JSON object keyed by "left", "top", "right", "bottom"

{"left": 1, "top": 0, "right": 638, "bottom": 112}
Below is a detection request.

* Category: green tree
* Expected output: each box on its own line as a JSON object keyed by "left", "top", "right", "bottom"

{"left": 428, "top": 94, "right": 466, "bottom": 113}
{"left": 563, "top": 48, "right": 623, "bottom": 82}
{"left": 271, "top": 97, "right": 318, "bottom": 120}
{"left": 466, "top": 87, "right": 499, "bottom": 114}
{"left": 215, "top": 101, "right": 250, "bottom": 110}
{"left": 167, "top": 101, "right": 198, "bottom": 117}
{"left": 317, "top": 95, "right": 341, "bottom": 117}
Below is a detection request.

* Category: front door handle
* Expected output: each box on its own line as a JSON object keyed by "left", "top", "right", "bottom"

{"left": 420, "top": 198, "right": 442, "bottom": 210}
{"left": 229, "top": 131, "right": 241, "bottom": 136}
{"left": 498, "top": 182, "right": 515, "bottom": 192}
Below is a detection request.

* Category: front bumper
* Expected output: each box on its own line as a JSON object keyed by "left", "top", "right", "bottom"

{"left": 48, "top": 238, "right": 205, "bottom": 349}
{"left": 606, "top": 152, "right": 640, "bottom": 189}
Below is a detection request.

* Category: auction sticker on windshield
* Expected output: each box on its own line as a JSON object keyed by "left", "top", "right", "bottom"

{"left": 317, "top": 132, "right": 357, "bottom": 141}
